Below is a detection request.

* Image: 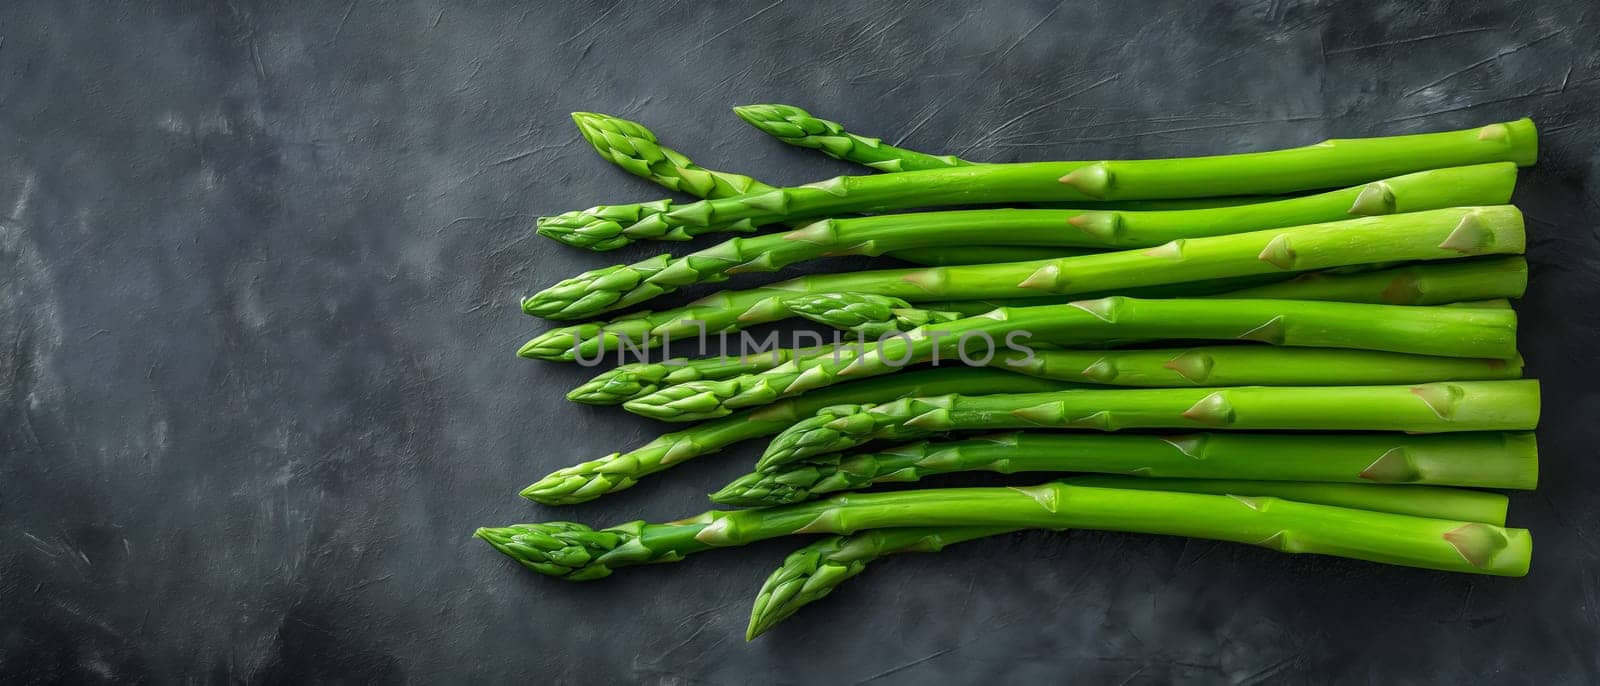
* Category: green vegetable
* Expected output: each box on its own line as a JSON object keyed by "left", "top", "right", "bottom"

{"left": 567, "top": 349, "right": 805, "bottom": 406}
{"left": 885, "top": 246, "right": 1099, "bottom": 266}
{"left": 785, "top": 292, "right": 962, "bottom": 339}
{"left": 730, "top": 104, "right": 1413, "bottom": 208}
{"left": 1059, "top": 476, "right": 1506, "bottom": 523}
{"left": 758, "top": 380, "right": 1540, "bottom": 467}
{"left": 573, "top": 111, "right": 1079, "bottom": 261}
{"left": 536, "top": 119, "right": 1536, "bottom": 250}
{"left": 713, "top": 430, "right": 1538, "bottom": 506}
{"left": 523, "top": 197, "right": 1523, "bottom": 319}
{"left": 744, "top": 473, "right": 1517, "bottom": 638}
{"left": 746, "top": 527, "right": 1013, "bottom": 640}
{"left": 518, "top": 257, "right": 1525, "bottom": 362}
{"left": 570, "top": 110, "right": 1264, "bottom": 267}
{"left": 572, "top": 111, "right": 765, "bottom": 198}
{"left": 884, "top": 256, "right": 1529, "bottom": 316}
{"left": 1006, "top": 345, "right": 1521, "bottom": 386}
{"left": 477, "top": 480, "right": 1533, "bottom": 580}
{"left": 522, "top": 368, "right": 1079, "bottom": 505}
{"left": 624, "top": 298, "right": 1521, "bottom": 422}
{"left": 733, "top": 103, "right": 970, "bottom": 172}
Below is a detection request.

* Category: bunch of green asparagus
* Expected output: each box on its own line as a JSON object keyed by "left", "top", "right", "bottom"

{"left": 479, "top": 104, "right": 1543, "bottom": 640}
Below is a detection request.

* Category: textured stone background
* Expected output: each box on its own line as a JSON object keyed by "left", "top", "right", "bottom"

{"left": 3, "top": 1, "right": 1598, "bottom": 683}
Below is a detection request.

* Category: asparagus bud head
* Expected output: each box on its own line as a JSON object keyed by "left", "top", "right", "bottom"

{"left": 475, "top": 522, "right": 641, "bottom": 581}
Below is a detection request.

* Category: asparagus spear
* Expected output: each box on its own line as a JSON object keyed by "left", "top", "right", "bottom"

{"left": 714, "top": 430, "right": 1538, "bottom": 506}
{"left": 731, "top": 105, "right": 1468, "bottom": 214}
{"left": 601, "top": 339, "right": 1518, "bottom": 415}
{"left": 790, "top": 258, "right": 1524, "bottom": 331}
{"left": 746, "top": 527, "right": 1014, "bottom": 640}
{"left": 887, "top": 245, "right": 1099, "bottom": 266}
{"left": 523, "top": 195, "right": 1523, "bottom": 319}
{"left": 744, "top": 474, "right": 1516, "bottom": 638}
{"left": 1061, "top": 476, "right": 1509, "bottom": 522}
{"left": 566, "top": 328, "right": 930, "bottom": 407}
{"left": 567, "top": 349, "right": 806, "bottom": 406}
{"left": 574, "top": 111, "right": 1081, "bottom": 262}
{"left": 522, "top": 368, "right": 1079, "bottom": 505}
{"left": 477, "top": 481, "right": 1533, "bottom": 580}
{"left": 785, "top": 292, "right": 962, "bottom": 339}
{"left": 758, "top": 380, "right": 1540, "bottom": 467}
{"left": 572, "top": 111, "right": 766, "bottom": 198}
{"left": 518, "top": 256, "right": 1526, "bottom": 362}
{"left": 624, "top": 298, "right": 1521, "bottom": 422}
{"left": 536, "top": 118, "right": 1536, "bottom": 250}
{"left": 1005, "top": 345, "right": 1522, "bottom": 386}
{"left": 733, "top": 103, "right": 972, "bottom": 172}
{"left": 871, "top": 257, "right": 1529, "bottom": 317}
{"left": 570, "top": 111, "right": 1249, "bottom": 265}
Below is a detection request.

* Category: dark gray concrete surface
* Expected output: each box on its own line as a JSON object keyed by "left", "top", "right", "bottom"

{"left": 3, "top": 1, "right": 1598, "bottom": 683}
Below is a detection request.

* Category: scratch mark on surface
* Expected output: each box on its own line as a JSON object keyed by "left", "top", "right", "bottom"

{"left": 658, "top": 619, "right": 713, "bottom": 657}
{"left": 10, "top": 329, "right": 46, "bottom": 457}
{"left": 1113, "top": 664, "right": 1148, "bottom": 686}
{"left": 328, "top": 0, "right": 358, "bottom": 46}
{"left": 1237, "top": 656, "right": 1299, "bottom": 685}
{"left": 992, "top": 2, "right": 1062, "bottom": 65}
{"left": 453, "top": 59, "right": 487, "bottom": 94}
{"left": 24, "top": 532, "right": 57, "bottom": 557}
{"left": 429, "top": 8, "right": 444, "bottom": 29}
{"left": 692, "top": 0, "right": 786, "bottom": 52}
{"left": 1384, "top": 86, "right": 1565, "bottom": 122}
{"left": 488, "top": 143, "right": 573, "bottom": 168}
{"left": 1326, "top": 26, "right": 1494, "bottom": 54}
{"left": 342, "top": 573, "right": 395, "bottom": 591}
{"left": 1404, "top": 31, "right": 1563, "bottom": 96}
{"left": 250, "top": 40, "right": 268, "bottom": 83}
{"left": 909, "top": 10, "right": 976, "bottom": 62}
{"left": 990, "top": 114, "right": 1323, "bottom": 148}
{"left": 958, "top": 73, "right": 1120, "bottom": 154}
{"left": 853, "top": 647, "right": 957, "bottom": 684}
{"left": 1192, "top": 44, "right": 1260, "bottom": 73}
{"left": 891, "top": 102, "right": 948, "bottom": 147}
{"left": 559, "top": 1, "right": 622, "bottom": 47}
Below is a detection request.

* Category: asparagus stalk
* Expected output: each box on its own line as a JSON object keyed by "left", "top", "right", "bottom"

{"left": 572, "top": 111, "right": 766, "bottom": 197}
{"left": 518, "top": 256, "right": 1526, "bottom": 362}
{"left": 477, "top": 481, "right": 1533, "bottom": 580}
{"left": 624, "top": 298, "right": 1521, "bottom": 422}
{"left": 798, "top": 262, "right": 1521, "bottom": 332}
{"left": 1060, "top": 476, "right": 1507, "bottom": 523}
{"left": 536, "top": 119, "right": 1536, "bottom": 250}
{"left": 731, "top": 106, "right": 1460, "bottom": 211}
{"left": 1006, "top": 345, "right": 1522, "bottom": 386}
{"left": 744, "top": 474, "right": 1517, "bottom": 638}
{"left": 603, "top": 339, "right": 1518, "bottom": 420}
{"left": 714, "top": 430, "right": 1538, "bottom": 506}
{"left": 786, "top": 292, "right": 962, "bottom": 339}
{"left": 733, "top": 103, "right": 972, "bottom": 172}
{"left": 746, "top": 527, "right": 1015, "bottom": 640}
{"left": 887, "top": 245, "right": 1099, "bottom": 266}
{"left": 573, "top": 111, "right": 1085, "bottom": 262}
{"left": 567, "top": 349, "right": 806, "bottom": 406}
{"left": 570, "top": 111, "right": 1254, "bottom": 265}
{"left": 523, "top": 194, "right": 1523, "bottom": 319}
{"left": 758, "top": 380, "right": 1540, "bottom": 467}
{"left": 522, "top": 368, "right": 1079, "bottom": 505}
{"left": 898, "top": 257, "right": 1528, "bottom": 316}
